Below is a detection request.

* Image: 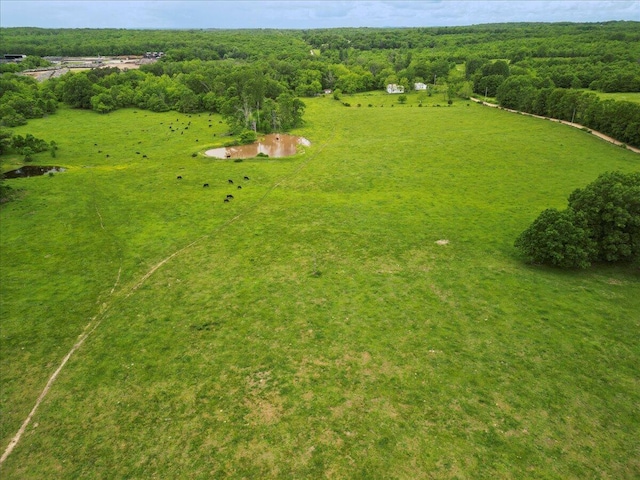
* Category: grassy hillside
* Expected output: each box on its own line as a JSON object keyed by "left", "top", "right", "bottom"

{"left": 1, "top": 94, "right": 639, "bottom": 478}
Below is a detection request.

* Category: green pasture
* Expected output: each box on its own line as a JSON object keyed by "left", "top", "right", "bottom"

{"left": 593, "top": 91, "right": 640, "bottom": 104}
{"left": 1, "top": 93, "right": 639, "bottom": 478}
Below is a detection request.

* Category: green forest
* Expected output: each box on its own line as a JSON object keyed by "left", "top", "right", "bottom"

{"left": 1, "top": 22, "right": 640, "bottom": 146}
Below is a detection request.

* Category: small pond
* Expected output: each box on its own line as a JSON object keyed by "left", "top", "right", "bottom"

{"left": 2, "top": 166, "right": 66, "bottom": 179}
{"left": 205, "top": 134, "right": 310, "bottom": 159}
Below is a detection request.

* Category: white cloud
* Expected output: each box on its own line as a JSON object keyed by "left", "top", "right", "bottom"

{"left": 1, "top": 1, "right": 639, "bottom": 28}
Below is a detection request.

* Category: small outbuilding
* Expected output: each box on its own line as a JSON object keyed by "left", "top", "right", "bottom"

{"left": 414, "top": 82, "right": 428, "bottom": 90}
{"left": 386, "top": 84, "right": 405, "bottom": 94}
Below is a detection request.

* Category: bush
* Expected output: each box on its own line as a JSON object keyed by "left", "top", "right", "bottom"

{"left": 515, "top": 171, "right": 640, "bottom": 268}
{"left": 515, "top": 208, "right": 595, "bottom": 268}
{"left": 239, "top": 130, "right": 257, "bottom": 144}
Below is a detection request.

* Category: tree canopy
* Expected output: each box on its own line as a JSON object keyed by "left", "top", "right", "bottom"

{"left": 515, "top": 172, "right": 640, "bottom": 268}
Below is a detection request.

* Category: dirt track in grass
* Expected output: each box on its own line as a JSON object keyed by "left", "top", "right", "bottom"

{"left": 0, "top": 135, "right": 333, "bottom": 468}
{"left": 470, "top": 97, "right": 640, "bottom": 154}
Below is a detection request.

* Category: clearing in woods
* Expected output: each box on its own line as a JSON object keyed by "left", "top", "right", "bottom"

{"left": 1, "top": 94, "right": 639, "bottom": 478}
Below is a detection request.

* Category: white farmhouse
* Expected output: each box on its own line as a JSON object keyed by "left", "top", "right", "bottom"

{"left": 386, "top": 84, "right": 405, "bottom": 94}
{"left": 414, "top": 82, "right": 428, "bottom": 90}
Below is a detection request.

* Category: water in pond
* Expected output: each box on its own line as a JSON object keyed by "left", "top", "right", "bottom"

{"left": 205, "top": 134, "right": 310, "bottom": 159}
{"left": 2, "top": 166, "right": 66, "bottom": 179}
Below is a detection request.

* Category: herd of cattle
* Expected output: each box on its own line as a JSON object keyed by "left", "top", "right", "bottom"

{"left": 176, "top": 175, "right": 250, "bottom": 203}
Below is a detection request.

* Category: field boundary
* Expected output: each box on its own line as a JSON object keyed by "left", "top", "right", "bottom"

{"left": 470, "top": 97, "right": 640, "bottom": 154}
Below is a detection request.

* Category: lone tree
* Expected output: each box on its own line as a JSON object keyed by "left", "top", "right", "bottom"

{"left": 515, "top": 171, "right": 640, "bottom": 268}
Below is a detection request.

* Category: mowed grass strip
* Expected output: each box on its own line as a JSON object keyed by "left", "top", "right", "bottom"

{"left": 1, "top": 94, "right": 639, "bottom": 478}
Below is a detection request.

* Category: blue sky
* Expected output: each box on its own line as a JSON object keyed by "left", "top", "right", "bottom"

{"left": 1, "top": 1, "right": 639, "bottom": 29}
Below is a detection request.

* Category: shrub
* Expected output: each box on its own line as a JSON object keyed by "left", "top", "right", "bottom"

{"left": 515, "top": 171, "right": 640, "bottom": 267}
{"left": 515, "top": 208, "right": 595, "bottom": 268}
{"left": 239, "top": 130, "right": 257, "bottom": 144}
{"left": 567, "top": 171, "right": 640, "bottom": 263}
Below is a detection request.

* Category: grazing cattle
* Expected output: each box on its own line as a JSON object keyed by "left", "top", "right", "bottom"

{"left": 224, "top": 198, "right": 229, "bottom": 203}
{"left": 136, "top": 151, "right": 140, "bottom": 154}
{"left": 226, "top": 194, "right": 234, "bottom": 199}
{"left": 228, "top": 179, "right": 233, "bottom": 184}
{"left": 181, "top": 132, "right": 184, "bottom": 135}
{"left": 98, "top": 150, "right": 102, "bottom": 153}
{"left": 177, "top": 176, "right": 182, "bottom": 179}
{"left": 142, "top": 155, "right": 147, "bottom": 158}
{"left": 226, "top": 154, "right": 231, "bottom": 158}
{"left": 196, "top": 139, "right": 198, "bottom": 142}
{"left": 209, "top": 125, "right": 212, "bottom": 128}
{"left": 244, "top": 176, "right": 250, "bottom": 180}
{"left": 106, "top": 154, "right": 110, "bottom": 158}
{"left": 94, "top": 143, "right": 98, "bottom": 146}
{"left": 203, "top": 183, "right": 209, "bottom": 187}
{"left": 237, "top": 185, "right": 242, "bottom": 189}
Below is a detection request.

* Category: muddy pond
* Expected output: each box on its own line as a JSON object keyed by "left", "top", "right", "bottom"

{"left": 205, "top": 134, "right": 310, "bottom": 159}
{"left": 2, "top": 166, "right": 66, "bottom": 179}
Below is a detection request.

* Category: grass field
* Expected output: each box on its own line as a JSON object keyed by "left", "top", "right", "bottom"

{"left": 591, "top": 91, "right": 640, "bottom": 104}
{"left": 1, "top": 93, "right": 639, "bottom": 478}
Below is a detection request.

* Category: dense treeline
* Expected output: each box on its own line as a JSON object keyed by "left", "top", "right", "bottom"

{"left": 496, "top": 81, "right": 640, "bottom": 147}
{"left": 1, "top": 61, "right": 305, "bottom": 133}
{"left": 0, "top": 73, "right": 58, "bottom": 126}
{"left": 1, "top": 22, "right": 639, "bottom": 142}
{"left": 0, "top": 28, "right": 310, "bottom": 60}
{"left": 465, "top": 55, "right": 640, "bottom": 147}
{"left": 4, "top": 22, "right": 639, "bottom": 60}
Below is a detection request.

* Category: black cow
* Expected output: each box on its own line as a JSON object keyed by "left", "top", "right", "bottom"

{"left": 203, "top": 183, "right": 209, "bottom": 187}
{"left": 228, "top": 179, "right": 233, "bottom": 184}
{"left": 237, "top": 185, "right": 242, "bottom": 189}
{"left": 224, "top": 198, "right": 229, "bottom": 203}
{"left": 177, "top": 176, "right": 182, "bottom": 179}
{"left": 244, "top": 176, "right": 250, "bottom": 180}
{"left": 226, "top": 194, "right": 234, "bottom": 199}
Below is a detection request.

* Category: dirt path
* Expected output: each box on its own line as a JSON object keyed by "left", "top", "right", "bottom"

{"left": 0, "top": 135, "right": 333, "bottom": 468}
{"left": 470, "top": 97, "right": 640, "bottom": 154}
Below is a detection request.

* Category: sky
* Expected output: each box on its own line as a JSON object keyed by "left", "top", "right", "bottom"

{"left": 1, "top": 1, "right": 639, "bottom": 29}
